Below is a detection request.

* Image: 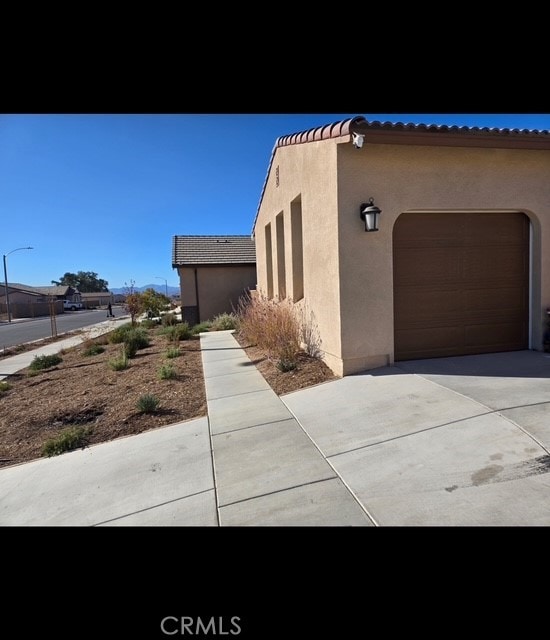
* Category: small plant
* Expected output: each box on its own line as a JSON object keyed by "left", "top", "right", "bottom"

{"left": 83, "top": 343, "right": 105, "bottom": 357}
{"left": 42, "top": 426, "right": 91, "bottom": 457}
{"left": 191, "top": 321, "right": 212, "bottom": 335}
{"left": 140, "top": 318, "right": 158, "bottom": 329}
{"left": 211, "top": 312, "right": 238, "bottom": 331}
{"left": 166, "top": 322, "right": 192, "bottom": 342}
{"left": 158, "top": 364, "right": 177, "bottom": 380}
{"left": 0, "top": 381, "right": 11, "bottom": 393}
{"left": 123, "top": 329, "right": 150, "bottom": 358}
{"left": 136, "top": 393, "right": 160, "bottom": 413}
{"left": 165, "top": 347, "right": 182, "bottom": 359}
{"left": 161, "top": 312, "right": 177, "bottom": 326}
{"left": 29, "top": 353, "right": 63, "bottom": 371}
{"left": 109, "top": 323, "right": 135, "bottom": 344}
{"left": 108, "top": 348, "right": 129, "bottom": 371}
{"left": 277, "top": 358, "right": 297, "bottom": 372}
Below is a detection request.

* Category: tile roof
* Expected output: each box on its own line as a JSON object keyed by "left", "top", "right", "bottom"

{"left": 1, "top": 283, "right": 43, "bottom": 297}
{"left": 31, "top": 285, "right": 74, "bottom": 296}
{"left": 276, "top": 116, "right": 550, "bottom": 147}
{"left": 172, "top": 235, "right": 256, "bottom": 266}
{"left": 6, "top": 283, "right": 73, "bottom": 296}
{"left": 252, "top": 115, "right": 550, "bottom": 235}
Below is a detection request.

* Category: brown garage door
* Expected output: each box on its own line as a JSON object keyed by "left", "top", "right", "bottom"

{"left": 393, "top": 212, "right": 529, "bottom": 361}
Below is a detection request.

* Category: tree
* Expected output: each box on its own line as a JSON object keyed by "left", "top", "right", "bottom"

{"left": 51, "top": 271, "right": 109, "bottom": 293}
{"left": 125, "top": 293, "right": 143, "bottom": 326}
{"left": 141, "top": 288, "right": 170, "bottom": 317}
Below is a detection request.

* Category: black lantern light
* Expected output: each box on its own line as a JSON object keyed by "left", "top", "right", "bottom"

{"left": 359, "top": 198, "right": 381, "bottom": 232}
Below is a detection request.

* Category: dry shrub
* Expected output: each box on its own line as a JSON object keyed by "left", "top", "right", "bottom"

{"left": 299, "top": 306, "right": 322, "bottom": 358}
{"left": 237, "top": 293, "right": 300, "bottom": 368}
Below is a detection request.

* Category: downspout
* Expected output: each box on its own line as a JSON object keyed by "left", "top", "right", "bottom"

{"left": 194, "top": 268, "right": 201, "bottom": 322}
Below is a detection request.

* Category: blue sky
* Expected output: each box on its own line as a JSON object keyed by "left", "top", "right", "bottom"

{"left": 2, "top": 113, "right": 549, "bottom": 289}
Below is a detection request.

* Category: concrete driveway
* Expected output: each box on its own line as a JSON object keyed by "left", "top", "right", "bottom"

{"left": 282, "top": 350, "right": 550, "bottom": 525}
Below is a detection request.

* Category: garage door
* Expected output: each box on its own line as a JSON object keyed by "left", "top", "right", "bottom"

{"left": 393, "top": 212, "right": 529, "bottom": 361}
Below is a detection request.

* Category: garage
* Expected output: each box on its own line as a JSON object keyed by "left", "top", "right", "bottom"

{"left": 393, "top": 212, "right": 529, "bottom": 361}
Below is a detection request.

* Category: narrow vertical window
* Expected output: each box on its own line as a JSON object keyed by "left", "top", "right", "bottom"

{"left": 291, "top": 196, "right": 303, "bottom": 301}
{"left": 265, "top": 223, "right": 273, "bottom": 299}
{"left": 276, "top": 212, "right": 286, "bottom": 299}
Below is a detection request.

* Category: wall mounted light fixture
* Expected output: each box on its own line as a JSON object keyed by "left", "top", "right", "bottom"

{"left": 359, "top": 198, "right": 381, "bottom": 232}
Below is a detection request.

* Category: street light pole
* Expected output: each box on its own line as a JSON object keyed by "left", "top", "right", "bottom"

{"left": 2, "top": 247, "right": 33, "bottom": 323}
{"left": 155, "top": 276, "right": 168, "bottom": 298}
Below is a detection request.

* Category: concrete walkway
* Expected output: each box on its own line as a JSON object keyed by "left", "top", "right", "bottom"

{"left": 0, "top": 417, "right": 217, "bottom": 526}
{"left": 200, "top": 331, "right": 373, "bottom": 525}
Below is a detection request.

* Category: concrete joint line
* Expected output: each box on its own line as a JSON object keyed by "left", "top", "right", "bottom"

{"left": 206, "top": 415, "right": 222, "bottom": 527}
{"left": 281, "top": 399, "right": 379, "bottom": 526}
{"left": 414, "top": 373, "right": 550, "bottom": 457}
{"left": 218, "top": 476, "right": 337, "bottom": 509}
{"left": 213, "top": 416, "right": 296, "bottom": 437}
{"left": 207, "top": 387, "right": 272, "bottom": 402}
{"left": 91, "top": 488, "right": 214, "bottom": 526}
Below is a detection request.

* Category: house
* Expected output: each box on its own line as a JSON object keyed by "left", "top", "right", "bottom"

{"left": 172, "top": 235, "right": 256, "bottom": 324}
{"left": 252, "top": 115, "right": 550, "bottom": 376}
{"left": 79, "top": 291, "right": 114, "bottom": 308}
{"left": 0, "top": 283, "right": 63, "bottom": 319}
{"left": 30, "top": 285, "right": 81, "bottom": 302}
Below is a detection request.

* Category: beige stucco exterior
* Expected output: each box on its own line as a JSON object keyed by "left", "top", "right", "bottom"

{"left": 254, "top": 130, "right": 550, "bottom": 376}
{"left": 178, "top": 265, "right": 257, "bottom": 323}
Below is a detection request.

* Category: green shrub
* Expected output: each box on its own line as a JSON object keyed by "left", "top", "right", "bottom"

{"left": 191, "top": 321, "right": 212, "bottom": 335}
{"left": 108, "top": 323, "right": 135, "bottom": 344}
{"left": 162, "top": 312, "right": 178, "bottom": 326}
{"left": 136, "top": 394, "right": 160, "bottom": 413}
{"left": 108, "top": 348, "right": 129, "bottom": 371}
{"left": 0, "top": 381, "right": 11, "bottom": 393}
{"left": 29, "top": 353, "right": 63, "bottom": 371}
{"left": 277, "top": 358, "right": 297, "bottom": 372}
{"left": 83, "top": 344, "right": 105, "bottom": 357}
{"left": 140, "top": 318, "right": 159, "bottom": 329}
{"left": 123, "top": 329, "right": 150, "bottom": 358}
{"left": 42, "top": 426, "right": 91, "bottom": 457}
{"left": 211, "top": 312, "right": 238, "bottom": 331}
{"left": 166, "top": 322, "right": 192, "bottom": 342}
{"left": 158, "top": 364, "right": 177, "bottom": 380}
{"left": 165, "top": 347, "right": 181, "bottom": 359}
{"left": 109, "top": 326, "right": 150, "bottom": 358}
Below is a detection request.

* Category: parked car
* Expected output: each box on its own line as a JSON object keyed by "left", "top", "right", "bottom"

{"left": 63, "top": 300, "right": 84, "bottom": 311}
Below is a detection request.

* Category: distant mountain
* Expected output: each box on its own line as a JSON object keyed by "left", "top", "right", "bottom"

{"left": 110, "top": 284, "right": 180, "bottom": 296}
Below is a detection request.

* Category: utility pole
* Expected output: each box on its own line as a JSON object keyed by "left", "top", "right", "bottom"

{"left": 2, "top": 246, "right": 33, "bottom": 322}
{"left": 155, "top": 276, "right": 168, "bottom": 298}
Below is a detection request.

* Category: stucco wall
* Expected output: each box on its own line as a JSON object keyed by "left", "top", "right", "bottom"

{"left": 178, "top": 265, "right": 256, "bottom": 322}
{"left": 254, "top": 140, "right": 344, "bottom": 373}
{"left": 337, "top": 142, "right": 550, "bottom": 374}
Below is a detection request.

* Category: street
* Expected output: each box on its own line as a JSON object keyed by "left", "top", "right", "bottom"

{"left": 0, "top": 308, "right": 126, "bottom": 349}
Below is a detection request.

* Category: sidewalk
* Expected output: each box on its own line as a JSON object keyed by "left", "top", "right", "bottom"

{"left": 200, "top": 331, "right": 373, "bottom": 525}
{"left": 0, "top": 316, "right": 128, "bottom": 381}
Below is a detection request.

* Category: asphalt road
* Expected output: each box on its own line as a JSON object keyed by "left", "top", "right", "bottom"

{"left": 0, "top": 308, "right": 126, "bottom": 349}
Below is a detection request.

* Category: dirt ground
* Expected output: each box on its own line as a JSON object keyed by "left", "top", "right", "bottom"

{"left": 0, "top": 327, "right": 337, "bottom": 468}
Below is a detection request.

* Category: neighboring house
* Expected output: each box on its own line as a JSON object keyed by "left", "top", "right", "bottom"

{"left": 0, "top": 284, "right": 45, "bottom": 305}
{"left": 29, "top": 285, "right": 81, "bottom": 302}
{"left": 172, "top": 235, "right": 256, "bottom": 324}
{"left": 0, "top": 283, "right": 63, "bottom": 319}
{"left": 80, "top": 291, "right": 114, "bottom": 308}
{"left": 253, "top": 115, "right": 550, "bottom": 376}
